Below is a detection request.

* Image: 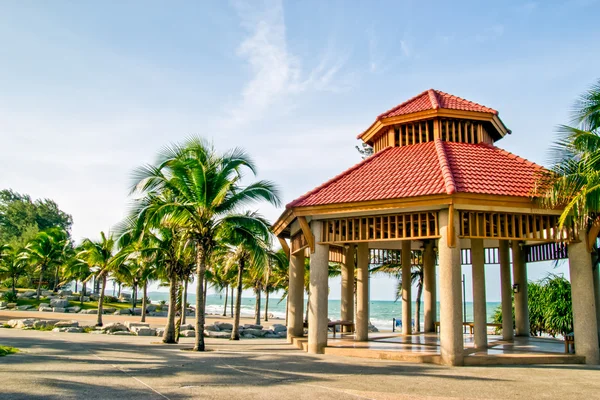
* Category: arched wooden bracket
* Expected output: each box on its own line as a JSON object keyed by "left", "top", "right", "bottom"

{"left": 278, "top": 237, "right": 290, "bottom": 259}
{"left": 448, "top": 204, "right": 456, "bottom": 248}
{"left": 587, "top": 217, "right": 600, "bottom": 253}
{"left": 297, "top": 216, "right": 315, "bottom": 253}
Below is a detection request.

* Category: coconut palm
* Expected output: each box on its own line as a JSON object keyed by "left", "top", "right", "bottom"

{"left": 61, "top": 253, "right": 93, "bottom": 303}
{"left": 129, "top": 137, "right": 280, "bottom": 351}
{"left": 78, "top": 232, "right": 117, "bottom": 326}
{"left": 23, "top": 228, "right": 68, "bottom": 300}
{"left": 0, "top": 244, "right": 27, "bottom": 295}
{"left": 265, "top": 249, "right": 289, "bottom": 322}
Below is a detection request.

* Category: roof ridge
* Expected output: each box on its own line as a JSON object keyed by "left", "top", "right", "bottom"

{"left": 434, "top": 139, "right": 456, "bottom": 195}
{"left": 476, "top": 143, "right": 545, "bottom": 169}
{"left": 434, "top": 89, "right": 499, "bottom": 115}
{"left": 428, "top": 89, "right": 440, "bottom": 109}
{"left": 286, "top": 146, "right": 394, "bottom": 209}
{"left": 375, "top": 89, "right": 430, "bottom": 121}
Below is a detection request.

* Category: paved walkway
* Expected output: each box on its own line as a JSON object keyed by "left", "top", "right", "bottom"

{"left": 1, "top": 328, "right": 599, "bottom": 399}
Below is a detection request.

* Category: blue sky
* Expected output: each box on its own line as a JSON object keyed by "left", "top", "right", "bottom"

{"left": 1, "top": 0, "right": 599, "bottom": 301}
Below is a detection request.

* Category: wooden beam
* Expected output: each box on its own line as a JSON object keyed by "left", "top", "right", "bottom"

{"left": 448, "top": 204, "right": 456, "bottom": 248}
{"left": 298, "top": 216, "right": 315, "bottom": 253}
{"left": 278, "top": 237, "right": 290, "bottom": 258}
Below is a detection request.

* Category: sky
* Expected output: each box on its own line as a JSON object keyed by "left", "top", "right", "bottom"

{"left": 1, "top": 0, "right": 599, "bottom": 302}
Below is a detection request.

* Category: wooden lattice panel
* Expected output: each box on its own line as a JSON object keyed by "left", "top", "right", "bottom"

{"left": 291, "top": 231, "right": 308, "bottom": 254}
{"left": 370, "top": 248, "right": 423, "bottom": 267}
{"left": 461, "top": 248, "right": 499, "bottom": 265}
{"left": 525, "top": 242, "right": 568, "bottom": 263}
{"left": 459, "top": 211, "right": 570, "bottom": 242}
{"left": 321, "top": 212, "right": 439, "bottom": 244}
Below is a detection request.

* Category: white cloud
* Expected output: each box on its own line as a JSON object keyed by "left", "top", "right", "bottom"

{"left": 229, "top": 0, "right": 352, "bottom": 125}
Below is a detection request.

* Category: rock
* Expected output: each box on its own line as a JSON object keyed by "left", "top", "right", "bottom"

{"left": 149, "top": 311, "right": 167, "bottom": 317}
{"left": 215, "top": 322, "right": 233, "bottom": 331}
{"left": 65, "top": 327, "right": 83, "bottom": 333}
{"left": 130, "top": 308, "right": 142, "bottom": 315}
{"left": 132, "top": 327, "right": 156, "bottom": 336}
{"left": 39, "top": 307, "right": 53, "bottom": 312}
{"left": 368, "top": 323, "right": 379, "bottom": 333}
{"left": 204, "top": 325, "right": 220, "bottom": 332}
{"left": 243, "top": 328, "right": 267, "bottom": 337}
{"left": 66, "top": 296, "right": 79, "bottom": 301}
{"left": 276, "top": 331, "right": 287, "bottom": 338}
{"left": 81, "top": 296, "right": 90, "bottom": 302}
{"left": 89, "top": 330, "right": 105, "bottom": 334}
{"left": 50, "top": 299, "right": 69, "bottom": 308}
{"left": 205, "top": 330, "right": 231, "bottom": 338}
{"left": 41, "top": 290, "right": 53, "bottom": 297}
{"left": 81, "top": 309, "right": 98, "bottom": 314}
{"left": 58, "top": 290, "right": 72, "bottom": 296}
{"left": 110, "top": 331, "right": 133, "bottom": 336}
{"left": 16, "top": 305, "right": 32, "bottom": 310}
{"left": 101, "top": 322, "right": 129, "bottom": 333}
{"left": 180, "top": 323, "right": 194, "bottom": 331}
{"left": 102, "top": 307, "right": 116, "bottom": 314}
{"left": 66, "top": 306, "right": 81, "bottom": 313}
{"left": 124, "top": 321, "right": 149, "bottom": 329}
{"left": 33, "top": 319, "right": 58, "bottom": 329}
{"left": 0, "top": 301, "right": 6, "bottom": 307}
{"left": 180, "top": 329, "right": 195, "bottom": 337}
{"left": 264, "top": 333, "right": 279, "bottom": 338}
{"left": 241, "top": 333, "right": 256, "bottom": 339}
{"left": 243, "top": 324, "right": 263, "bottom": 330}
{"left": 18, "top": 291, "right": 36, "bottom": 298}
{"left": 146, "top": 304, "right": 157, "bottom": 312}
{"left": 53, "top": 307, "right": 66, "bottom": 313}
{"left": 52, "top": 327, "right": 67, "bottom": 332}
{"left": 54, "top": 320, "right": 79, "bottom": 328}
{"left": 155, "top": 328, "right": 165, "bottom": 337}
{"left": 117, "top": 309, "right": 131, "bottom": 315}
{"left": 39, "top": 303, "right": 50, "bottom": 308}
{"left": 8, "top": 319, "right": 37, "bottom": 329}
{"left": 6, "top": 303, "right": 17, "bottom": 309}
{"left": 270, "top": 324, "right": 287, "bottom": 333}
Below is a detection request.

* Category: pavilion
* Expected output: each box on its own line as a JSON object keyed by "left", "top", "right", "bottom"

{"left": 273, "top": 89, "right": 600, "bottom": 366}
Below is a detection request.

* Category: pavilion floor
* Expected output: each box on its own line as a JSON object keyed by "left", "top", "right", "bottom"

{"left": 292, "top": 333, "right": 586, "bottom": 365}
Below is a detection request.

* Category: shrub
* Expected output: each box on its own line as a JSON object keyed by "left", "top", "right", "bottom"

{"left": 104, "top": 295, "right": 117, "bottom": 303}
{"left": 0, "top": 346, "right": 19, "bottom": 356}
{"left": 2, "top": 291, "right": 17, "bottom": 303}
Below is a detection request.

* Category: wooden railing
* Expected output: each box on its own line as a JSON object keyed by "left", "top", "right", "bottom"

{"left": 525, "top": 242, "right": 568, "bottom": 263}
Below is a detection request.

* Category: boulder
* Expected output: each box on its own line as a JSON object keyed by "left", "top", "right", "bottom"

{"left": 205, "top": 330, "right": 231, "bottom": 339}
{"left": 117, "top": 309, "right": 131, "bottom": 315}
{"left": 66, "top": 306, "right": 81, "bottom": 313}
{"left": 65, "top": 327, "right": 83, "bottom": 333}
{"left": 89, "top": 330, "right": 105, "bottom": 335}
{"left": 52, "top": 327, "right": 67, "bottom": 332}
{"left": 264, "top": 333, "right": 279, "bottom": 338}
{"left": 180, "top": 323, "right": 194, "bottom": 331}
{"left": 58, "top": 290, "right": 73, "bottom": 296}
{"left": 102, "top": 307, "right": 116, "bottom": 314}
{"left": 241, "top": 333, "right": 256, "bottom": 339}
{"left": 0, "top": 301, "right": 6, "bottom": 307}
{"left": 6, "top": 303, "right": 17, "bottom": 309}
{"left": 54, "top": 320, "right": 79, "bottom": 328}
{"left": 50, "top": 299, "right": 69, "bottom": 308}
{"left": 243, "top": 328, "right": 267, "bottom": 337}
{"left": 131, "top": 327, "right": 156, "bottom": 336}
{"left": 146, "top": 304, "right": 157, "bottom": 312}
{"left": 204, "top": 325, "right": 220, "bottom": 332}
{"left": 81, "top": 296, "right": 90, "bottom": 302}
{"left": 66, "top": 296, "right": 79, "bottom": 301}
{"left": 16, "top": 305, "right": 32, "bottom": 310}
{"left": 130, "top": 308, "right": 142, "bottom": 316}
{"left": 39, "top": 303, "right": 50, "bottom": 308}
{"left": 33, "top": 319, "right": 58, "bottom": 329}
{"left": 80, "top": 309, "right": 98, "bottom": 314}
{"left": 101, "top": 322, "right": 129, "bottom": 333}
{"left": 215, "top": 322, "right": 233, "bottom": 331}
{"left": 180, "top": 330, "right": 195, "bottom": 337}
{"left": 149, "top": 311, "right": 167, "bottom": 317}
{"left": 243, "top": 324, "right": 263, "bottom": 330}
{"left": 155, "top": 327, "right": 165, "bottom": 337}
{"left": 110, "top": 331, "right": 133, "bottom": 336}
{"left": 39, "top": 306, "right": 53, "bottom": 312}
{"left": 276, "top": 331, "right": 287, "bottom": 338}
{"left": 124, "top": 321, "right": 149, "bottom": 329}
{"left": 270, "top": 324, "right": 287, "bottom": 333}
{"left": 19, "top": 291, "right": 36, "bottom": 298}
{"left": 41, "top": 290, "right": 53, "bottom": 297}
{"left": 368, "top": 323, "right": 379, "bottom": 333}
{"left": 53, "top": 307, "right": 66, "bottom": 313}
{"left": 8, "top": 319, "right": 37, "bottom": 329}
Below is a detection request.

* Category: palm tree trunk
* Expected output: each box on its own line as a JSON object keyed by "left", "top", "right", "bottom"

{"left": 141, "top": 281, "right": 148, "bottom": 323}
{"left": 176, "top": 282, "right": 184, "bottom": 341}
{"left": 264, "top": 290, "right": 270, "bottom": 322}
{"left": 254, "top": 288, "right": 261, "bottom": 325}
{"left": 118, "top": 282, "right": 121, "bottom": 298}
{"left": 36, "top": 265, "right": 45, "bottom": 300}
{"left": 132, "top": 283, "right": 137, "bottom": 311}
{"left": 232, "top": 258, "right": 245, "bottom": 340}
{"left": 12, "top": 276, "right": 17, "bottom": 296}
{"left": 222, "top": 284, "right": 228, "bottom": 316}
{"left": 194, "top": 249, "right": 207, "bottom": 351}
{"left": 182, "top": 277, "right": 188, "bottom": 324}
{"left": 414, "top": 280, "right": 423, "bottom": 333}
{"left": 96, "top": 274, "right": 107, "bottom": 326}
{"left": 75, "top": 280, "right": 78, "bottom": 294}
{"left": 230, "top": 285, "right": 234, "bottom": 317}
{"left": 53, "top": 265, "right": 59, "bottom": 291}
{"left": 80, "top": 284, "right": 86, "bottom": 305}
{"left": 203, "top": 278, "right": 208, "bottom": 311}
{"left": 163, "top": 273, "right": 178, "bottom": 344}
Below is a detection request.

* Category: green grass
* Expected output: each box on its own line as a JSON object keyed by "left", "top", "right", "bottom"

{"left": 2, "top": 324, "right": 12, "bottom": 328}
{"left": 30, "top": 325, "right": 54, "bottom": 331}
{"left": 14, "top": 297, "right": 134, "bottom": 311}
{"left": 0, "top": 346, "right": 19, "bottom": 356}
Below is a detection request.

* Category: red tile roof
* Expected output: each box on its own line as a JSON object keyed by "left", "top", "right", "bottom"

{"left": 287, "top": 140, "right": 543, "bottom": 208}
{"left": 377, "top": 89, "right": 498, "bottom": 119}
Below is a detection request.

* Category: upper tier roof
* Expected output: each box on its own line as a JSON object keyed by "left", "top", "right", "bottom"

{"left": 287, "top": 140, "right": 543, "bottom": 208}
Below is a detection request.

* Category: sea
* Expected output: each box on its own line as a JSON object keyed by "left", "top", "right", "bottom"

{"left": 144, "top": 291, "right": 500, "bottom": 331}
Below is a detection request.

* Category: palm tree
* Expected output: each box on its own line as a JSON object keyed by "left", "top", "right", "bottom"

{"left": 23, "top": 228, "right": 68, "bottom": 300}
{"left": 264, "top": 249, "right": 289, "bottom": 322}
{"left": 78, "top": 232, "right": 117, "bottom": 326}
{"left": 61, "top": 254, "right": 93, "bottom": 303}
{"left": 129, "top": 137, "right": 280, "bottom": 351}
{"left": 0, "top": 245, "right": 27, "bottom": 295}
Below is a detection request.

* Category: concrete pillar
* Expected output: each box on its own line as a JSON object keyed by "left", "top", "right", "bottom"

{"left": 438, "top": 208, "right": 464, "bottom": 366}
{"left": 498, "top": 240, "right": 514, "bottom": 341}
{"left": 356, "top": 242, "right": 369, "bottom": 341}
{"left": 568, "top": 240, "right": 600, "bottom": 365}
{"left": 423, "top": 240, "right": 437, "bottom": 333}
{"left": 593, "top": 263, "right": 600, "bottom": 345}
{"left": 308, "top": 221, "right": 329, "bottom": 354}
{"left": 287, "top": 251, "right": 305, "bottom": 341}
{"left": 401, "top": 240, "right": 412, "bottom": 334}
{"left": 511, "top": 241, "right": 529, "bottom": 337}
{"left": 471, "top": 239, "right": 487, "bottom": 349}
{"left": 341, "top": 245, "right": 355, "bottom": 332}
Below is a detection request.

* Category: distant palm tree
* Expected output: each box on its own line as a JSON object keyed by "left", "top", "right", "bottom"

{"left": 0, "top": 244, "right": 27, "bottom": 295}
{"left": 78, "top": 232, "right": 117, "bottom": 326}
{"left": 61, "top": 253, "right": 93, "bottom": 303}
{"left": 23, "top": 228, "right": 68, "bottom": 300}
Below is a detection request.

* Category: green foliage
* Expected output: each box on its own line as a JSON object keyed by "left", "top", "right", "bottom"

{"left": 2, "top": 291, "right": 17, "bottom": 302}
{"left": 0, "top": 189, "right": 72, "bottom": 247}
{"left": 0, "top": 346, "right": 19, "bottom": 356}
